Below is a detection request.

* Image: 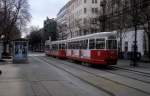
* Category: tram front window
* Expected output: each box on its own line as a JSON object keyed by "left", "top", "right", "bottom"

{"left": 106, "top": 40, "right": 117, "bottom": 49}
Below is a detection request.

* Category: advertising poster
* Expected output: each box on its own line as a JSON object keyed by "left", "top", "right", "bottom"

{"left": 14, "top": 42, "right": 27, "bottom": 59}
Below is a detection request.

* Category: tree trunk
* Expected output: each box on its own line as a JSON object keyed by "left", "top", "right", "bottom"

{"left": 148, "top": 33, "right": 150, "bottom": 59}
{"left": 2, "top": 41, "right": 10, "bottom": 58}
{"left": 2, "top": 32, "right": 11, "bottom": 59}
{"left": 148, "top": 20, "right": 150, "bottom": 59}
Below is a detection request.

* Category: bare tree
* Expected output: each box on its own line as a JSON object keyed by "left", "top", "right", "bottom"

{"left": 75, "top": 16, "right": 99, "bottom": 36}
{"left": 74, "top": 18, "right": 84, "bottom": 36}
{"left": 57, "top": 23, "right": 67, "bottom": 40}
{"left": 28, "top": 27, "right": 44, "bottom": 51}
{"left": 0, "top": 0, "right": 31, "bottom": 57}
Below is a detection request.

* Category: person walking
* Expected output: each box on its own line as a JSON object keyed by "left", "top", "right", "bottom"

{"left": 0, "top": 70, "right": 2, "bottom": 75}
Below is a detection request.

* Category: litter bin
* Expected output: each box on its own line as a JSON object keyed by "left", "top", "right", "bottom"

{"left": 12, "top": 39, "right": 28, "bottom": 63}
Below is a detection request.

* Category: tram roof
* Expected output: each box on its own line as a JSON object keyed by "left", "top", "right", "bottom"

{"left": 51, "top": 39, "right": 68, "bottom": 44}
{"left": 67, "top": 31, "right": 117, "bottom": 42}
{"left": 50, "top": 31, "right": 117, "bottom": 44}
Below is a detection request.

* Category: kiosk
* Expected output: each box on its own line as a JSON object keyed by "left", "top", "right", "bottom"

{"left": 12, "top": 39, "right": 28, "bottom": 63}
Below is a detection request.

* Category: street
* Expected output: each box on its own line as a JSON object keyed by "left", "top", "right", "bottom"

{"left": 0, "top": 0, "right": 150, "bottom": 96}
{"left": 0, "top": 53, "right": 150, "bottom": 96}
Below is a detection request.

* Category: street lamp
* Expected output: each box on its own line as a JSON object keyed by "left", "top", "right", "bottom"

{"left": 100, "top": 0, "right": 106, "bottom": 32}
{"left": 131, "top": 0, "right": 138, "bottom": 66}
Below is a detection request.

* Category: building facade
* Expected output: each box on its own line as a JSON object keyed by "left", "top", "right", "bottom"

{"left": 56, "top": 0, "right": 102, "bottom": 39}
{"left": 121, "top": 30, "right": 148, "bottom": 56}
{"left": 56, "top": 4, "right": 69, "bottom": 40}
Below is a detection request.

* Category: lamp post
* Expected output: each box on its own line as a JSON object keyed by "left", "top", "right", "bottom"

{"left": 131, "top": 0, "right": 138, "bottom": 66}
{"left": 100, "top": 0, "right": 106, "bottom": 32}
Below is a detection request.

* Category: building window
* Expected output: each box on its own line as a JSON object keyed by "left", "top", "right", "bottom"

{"left": 92, "top": 8, "right": 98, "bottom": 14}
{"left": 91, "top": 18, "right": 97, "bottom": 24}
{"left": 92, "top": 0, "right": 94, "bottom": 3}
{"left": 92, "top": 8, "right": 94, "bottom": 13}
{"left": 89, "top": 39, "right": 95, "bottom": 49}
{"left": 92, "top": 0, "right": 97, "bottom": 4}
{"left": 84, "top": 8, "right": 87, "bottom": 14}
{"left": 95, "top": 8, "right": 98, "bottom": 13}
{"left": 95, "top": 0, "right": 97, "bottom": 3}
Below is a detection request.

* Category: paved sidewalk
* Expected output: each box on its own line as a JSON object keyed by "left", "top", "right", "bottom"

{"left": 115, "top": 60, "right": 150, "bottom": 74}
{"left": 0, "top": 56, "right": 108, "bottom": 96}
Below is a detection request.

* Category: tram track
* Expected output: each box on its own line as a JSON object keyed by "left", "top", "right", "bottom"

{"left": 49, "top": 57, "right": 150, "bottom": 84}
{"left": 110, "top": 66, "right": 150, "bottom": 77}
{"left": 58, "top": 57, "right": 150, "bottom": 84}
{"left": 39, "top": 56, "right": 150, "bottom": 96}
{"left": 32, "top": 56, "right": 115, "bottom": 96}
{"left": 104, "top": 66, "right": 150, "bottom": 84}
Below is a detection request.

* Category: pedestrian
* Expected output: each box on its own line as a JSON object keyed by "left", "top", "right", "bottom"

{"left": 130, "top": 44, "right": 135, "bottom": 66}
{"left": 0, "top": 70, "right": 2, "bottom": 75}
{"left": 130, "top": 44, "right": 138, "bottom": 67}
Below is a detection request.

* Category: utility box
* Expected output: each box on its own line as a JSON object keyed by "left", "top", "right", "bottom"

{"left": 12, "top": 39, "right": 28, "bottom": 63}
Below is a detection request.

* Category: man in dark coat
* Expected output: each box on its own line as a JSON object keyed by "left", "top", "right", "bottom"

{"left": 0, "top": 70, "right": 2, "bottom": 75}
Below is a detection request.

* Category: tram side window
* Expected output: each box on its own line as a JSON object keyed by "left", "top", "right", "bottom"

{"left": 73, "top": 42, "right": 76, "bottom": 49}
{"left": 79, "top": 41, "right": 82, "bottom": 49}
{"left": 96, "top": 38, "right": 105, "bottom": 49}
{"left": 68, "top": 42, "right": 71, "bottom": 49}
{"left": 59, "top": 44, "right": 65, "bottom": 49}
{"left": 74, "top": 42, "right": 77, "bottom": 49}
{"left": 59, "top": 44, "right": 61, "bottom": 49}
{"left": 52, "top": 44, "right": 54, "bottom": 50}
{"left": 54, "top": 44, "right": 56, "bottom": 50}
{"left": 70, "top": 42, "right": 73, "bottom": 49}
{"left": 66, "top": 43, "right": 68, "bottom": 49}
{"left": 52, "top": 44, "right": 56, "bottom": 50}
{"left": 56, "top": 44, "right": 59, "bottom": 50}
{"left": 106, "top": 40, "right": 117, "bottom": 49}
{"left": 72, "top": 42, "right": 74, "bottom": 49}
{"left": 82, "top": 40, "right": 88, "bottom": 49}
{"left": 72, "top": 41, "right": 79, "bottom": 49}
{"left": 62, "top": 44, "right": 65, "bottom": 49}
{"left": 80, "top": 40, "right": 83, "bottom": 49}
{"left": 76, "top": 41, "right": 80, "bottom": 49}
{"left": 69, "top": 43, "right": 71, "bottom": 49}
{"left": 89, "top": 39, "right": 95, "bottom": 49}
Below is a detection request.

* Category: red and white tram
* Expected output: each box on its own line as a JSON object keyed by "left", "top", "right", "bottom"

{"left": 45, "top": 32, "right": 118, "bottom": 65}
{"left": 45, "top": 40, "right": 67, "bottom": 59}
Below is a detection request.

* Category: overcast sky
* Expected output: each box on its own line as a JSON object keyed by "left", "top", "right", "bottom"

{"left": 28, "top": 0, "right": 69, "bottom": 28}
